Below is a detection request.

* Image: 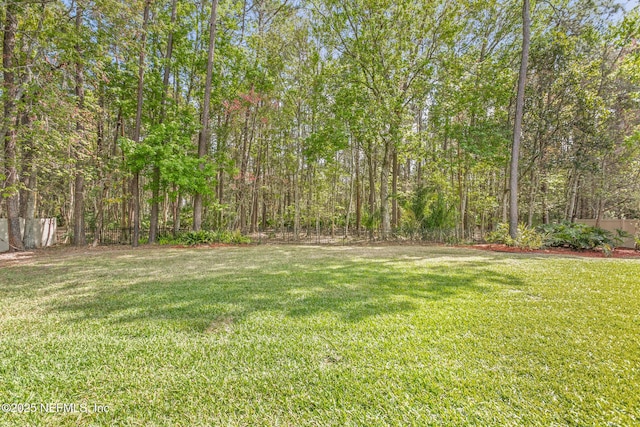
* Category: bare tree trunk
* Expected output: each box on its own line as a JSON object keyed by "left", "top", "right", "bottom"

{"left": 541, "top": 179, "right": 550, "bottom": 224}
{"left": 367, "top": 147, "right": 376, "bottom": 239}
{"left": 380, "top": 139, "right": 392, "bottom": 237}
{"left": 131, "top": 0, "right": 151, "bottom": 246}
{"left": 355, "top": 138, "right": 361, "bottom": 235}
{"left": 172, "top": 186, "right": 181, "bottom": 235}
{"left": 458, "top": 143, "right": 466, "bottom": 238}
{"left": 194, "top": 0, "right": 219, "bottom": 231}
{"left": 20, "top": 111, "right": 37, "bottom": 249}
{"left": 73, "top": 3, "right": 87, "bottom": 247}
{"left": 93, "top": 101, "right": 113, "bottom": 247}
{"left": 509, "top": 0, "right": 530, "bottom": 239}
{"left": 238, "top": 106, "right": 252, "bottom": 233}
{"left": 501, "top": 160, "right": 509, "bottom": 223}
{"left": 391, "top": 148, "right": 398, "bottom": 229}
{"left": 345, "top": 171, "right": 353, "bottom": 238}
{"left": 3, "top": 2, "right": 24, "bottom": 252}
{"left": 566, "top": 172, "right": 579, "bottom": 222}
{"left": 527, "top": 168, "right": 536, "bottom": 227}
{"left": 251, "top": 131, "right": 263, "bottom": 233}
{"left": 595, "top": 159, "right": 606, "bottom": 227}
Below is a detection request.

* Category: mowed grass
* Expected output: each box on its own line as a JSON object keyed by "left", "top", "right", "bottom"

{"left": 0, "top": 245, "right": 639, "bottom": 426}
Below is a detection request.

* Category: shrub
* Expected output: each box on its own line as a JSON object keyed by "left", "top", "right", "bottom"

{"left": 515, "top": 224, "right": 545, "bottom": 250}
{"left": 537, "top": 221, "right": 619, "bottom": 252}
{"left": 159, "top": 230, "right": 251, "bottom": 246}
{"left": 485, "top": 223, "right": 510, "bottom": 244}
{"left": 157, "top": 236, "right": 175, "bottom": 245}
{"left": 485, "top": 223, "right": 544, "bottom": 250}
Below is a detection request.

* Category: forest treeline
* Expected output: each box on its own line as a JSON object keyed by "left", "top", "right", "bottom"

{"left": 1, "top": 0, "right": 639, "bottom": 250}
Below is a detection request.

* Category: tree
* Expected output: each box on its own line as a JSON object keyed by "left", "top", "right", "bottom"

{"left": 314, "top": 0, "right": 458, "bottom": 236}
{"left": 2, "top": 1, "right": 24, "bottom": 252}
{"left": 131, "top": 0, "right": 152, "bottom": 247}
{"left": 149, "top": 0, "right": 178, "bottom": 244}
{"left": 73, "top": 1, "right": 87, "bottom": 247}
{"left": 193, "top": 0, "right": 219, "bottom": 231}
{"left": 509, "top": 0, "right": 531, "bottom": 239}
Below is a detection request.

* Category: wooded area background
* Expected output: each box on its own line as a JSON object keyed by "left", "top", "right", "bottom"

{"left": 1, "top": 0, "right": 639, "bottom": 250}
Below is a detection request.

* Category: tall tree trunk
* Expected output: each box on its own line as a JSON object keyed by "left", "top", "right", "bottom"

{"left": 540, "top": 179, "right": 550, "bottom": 224}
{"left": 73, "top": 3, "right": 87, "bottom": 247}
{"left": 149, "top": 0, "right": 178, "bottom": 243}
{"left": 509, "top": 0, "right": 530, "bottom": 239}
{"left": 251, "top": 131, "right": 263, "bottom": 233}
{"left": 172, "top": 186, "right": 181, "bottom": 235}
{"left": 93, "top": 100, "right": 111, "bottom": 247}
{"left": 391, "top": 148, "right": 398, "bottom": 229}
{"left": 238, "top": 106, "right": 251, "bottom": 233}
{"left": 193, "top": 0, "right": 219, "bottom": 231}
{"left": 380, "top": 138, "right": 392, "bottom": 237}
{"left": 20, "top": 112, "right": 37, "bottom": 249}
{"left": 367, "top": 147, "right": 376, "bottom": 239}
{"left": 131, "top": 0, "right": 151, "bottom": 247}
{"left": 501, "top": 160, "right": 509, "bottom": 223}
{"left": 527, "top": 168, "right": 536, "bottom": 227}
{"left": 355, "top": 138, "right": 361, "bottom": 235}
{"left": 457, "top": 143, "right": 466, "bottom": 237}
{"left": 595, "top": 158, "right": 606, "bottom": 227}
{"left": 3, "top": 2, "right": 24, "bottom": 252}
{"left": 567, "top": 173, "right": 580, "bottom": 223}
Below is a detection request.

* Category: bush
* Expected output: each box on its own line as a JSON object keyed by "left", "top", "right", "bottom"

{"left": 157, "top": 236, "right": 175, "bottom": 245}
{"left": 536, "top": 221, "right": 619, "bottom": 252}
{"left": 485, "top": 223, "right": 510, "bottom": 244}
{"left": 159, "top": 230, "right": 251, "bottom": 246}
{"left": 485, "top": 223, "right": 544, "bottom": 250}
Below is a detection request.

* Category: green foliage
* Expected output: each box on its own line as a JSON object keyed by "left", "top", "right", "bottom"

{"left": 537, "top": 222, "right": 622, "bottom": 252}
{"left": 485, "top": 224, "right": 509, "bottom": 245}
{"left": 486, "top": 223, "right": 544, "bottom": 250}
{"left": 363, "top": 210, "right": 380, "bottom": 232}
{"left": 424, "top": 192, "right": 455, "bottom": 231}
{"left": 303, "top": 119, "right": 348, "bottom": 162}
{"left": 161, "top": 230, "right": 251, "bottom": 246}
{"left": 157, "top": 236, "right": 174, "bottom": 245}
{"left": 401, "top": 187, "right": 455, "bottom": 235}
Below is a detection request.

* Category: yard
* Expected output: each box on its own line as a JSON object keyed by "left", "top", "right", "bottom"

{"left": 0, "top": 245, "right": 638, "bottom": 426}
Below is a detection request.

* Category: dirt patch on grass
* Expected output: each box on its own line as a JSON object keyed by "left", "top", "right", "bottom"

{"left": 0, "top": 250, "right": 37, "bottom": 267}
{"left": 467, "top": 244, "right": 640, "bottom": 259}
{"left": 205, "top": 315, "right": 235, "bottom": 334}
{"left": 0, "top": 244, "right": 153, "bottom": 267}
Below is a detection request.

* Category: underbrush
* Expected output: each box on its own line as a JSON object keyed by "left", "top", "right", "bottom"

{"left": 486, "top": 223, "right": 544, "bottom": 250}
{"left": 538, "top": 221, "right": 629, "bottom": 255}
{"left": 158, "top": 230, "right": 251, "bottom": 246}
{"left": 486, "top": 221, "right": 630, "bottom": 255}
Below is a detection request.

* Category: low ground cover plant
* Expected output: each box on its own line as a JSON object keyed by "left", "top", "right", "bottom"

{"left": 537, "top": 221, "right": 629, "bottom": 254}
{"left": 158, "top": 230, "right": 251, "bottom": 246}
{"left": 485, "top": 223, "right": 544, "bottom": 250}
{"left": 487, "top": 221, "right": 629, "bottom": 254}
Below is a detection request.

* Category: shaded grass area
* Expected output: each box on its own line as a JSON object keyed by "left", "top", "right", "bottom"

{"left": 0, "top": 245, "right": 639, "bottom": 426}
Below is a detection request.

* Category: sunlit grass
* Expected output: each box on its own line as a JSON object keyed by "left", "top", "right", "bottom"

{"left": 0, "top": 245, "right": 638, "bottom": 426}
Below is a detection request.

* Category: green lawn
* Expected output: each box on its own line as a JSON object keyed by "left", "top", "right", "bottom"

{"left": 0, "top": 245, "right": 638, "bottom": 426}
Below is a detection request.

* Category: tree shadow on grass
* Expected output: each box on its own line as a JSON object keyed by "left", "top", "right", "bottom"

{"left": 47, "top": 252, "right": 524, "bottom": 331}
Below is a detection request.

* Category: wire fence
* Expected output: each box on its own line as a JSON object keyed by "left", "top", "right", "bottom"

{"left": 71, "top": 225, "right": 478, "bottom": 246}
